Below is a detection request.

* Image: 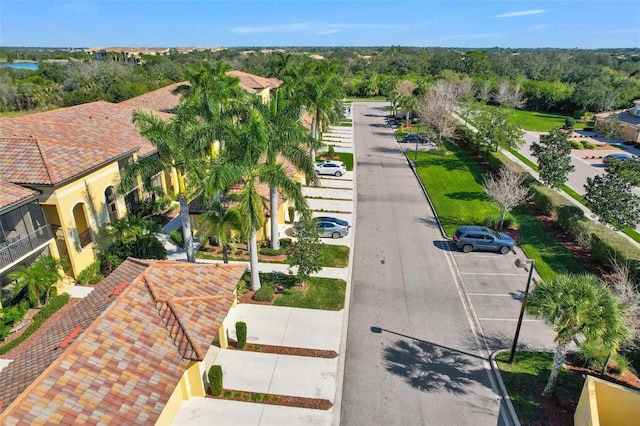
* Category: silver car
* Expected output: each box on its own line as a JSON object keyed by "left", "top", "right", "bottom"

{"left": 294, "top": 219, "right": 349, "bottom": 239}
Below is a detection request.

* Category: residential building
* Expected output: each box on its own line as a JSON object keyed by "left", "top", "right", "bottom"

{"left": 0, "top": 258, "right": 247, "bottom": 424}
{"left": 594, "top": 99, "right": 640, "bottom": 143}
{"left": 0, "top": 101, "right": 172, "bottom": 283}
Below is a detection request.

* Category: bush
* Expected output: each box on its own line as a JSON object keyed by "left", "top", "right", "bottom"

{"left": 530, "top": 184, "right": 568, "bottom": 216}
{"left": 98, "top": 253, "right": 122, "bottom": 277}
{"left": 259, "top": 247, "right": 283, "bottom": 256}
{"left": 556, "top": 205, "right": 586, "bottom": 237}
{"left": 327, "top": 144, "right": 336, "bottom": 158}
{"left": 235, "top": 279, "right": 248, "bottom": 296}
{"left": 0, "top": 293, "right": 69, "bottom": 355}
{"left": 170, "top": 228, "right": 185, "bottom": 249}
{"left": 76, "top": 261, "right": 103, "bottom": 285}
{"left": 105, "top": 235, "right": 167, "bottom": 261}
{"left": 0, "top": 300, "right": 30, "bottom": 340}
{"left": 236, "top": 322, "right": 247, "bottom": 349}
{"left": 484, "top": 215, "right": 513, "bottom": 230}
{"left": 279, "top": 238, "right": 292, "bottom": 250}
{"left": 288, "top": 206, "right": 296, "bottom": 223}
{"left": 208, "top": 365, "right": 223, "bottom": 396}
{"left": 582, "top": 141, "right": 597, "bottom": 150}
{"left": 584, "top": 127, "right": 594, "bottom": 131}
{"left": 570, "top": 140, "right": 583, "bottom": 149}
{"left": 565, "top": 117, "right": 576, "bottom": 129}
{"left": 253, "top": 284, "right": 274, "bottom": 302}
{"left": 588, "top": 229, "right": 640, "bottom": 275}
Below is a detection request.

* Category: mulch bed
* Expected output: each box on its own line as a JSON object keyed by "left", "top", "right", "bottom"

{"left": 227, "top": 341, "right": 337, "bottom": 359}
{"left": 206, "top": 390, "right": 333, "bottom": 410}
{"left": 199, "top": 244, "right": 288, "bottom": 263}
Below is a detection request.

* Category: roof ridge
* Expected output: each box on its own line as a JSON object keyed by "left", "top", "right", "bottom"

{"left": 34, "top": 139, "right": 57, "bottom": 185}
{"left": 165, "top": 299, "right": 204, "bottom": 360}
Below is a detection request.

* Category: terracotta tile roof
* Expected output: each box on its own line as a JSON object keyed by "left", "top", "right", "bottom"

{"left": 120, "top": 82, "right": 183, "bottom": 113}
{"left": 0, "top": 259, "right": 246, "bottom": 424}
{"left": 6, "top": 101, "right": 168, "bottom": 158}
{"left": 0, "top": 136, "right": 132, "bottom": 186}
{"left": 226, "top": 70, "right": 282, "bottom": 92}
{"left": 121, "top": 71, "right": 282, "bottom": 113}
{"left": 0, "top": 180, "right": 38, "bottom": 211}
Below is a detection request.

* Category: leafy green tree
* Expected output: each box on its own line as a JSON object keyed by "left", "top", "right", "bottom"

{"left": 526, "top": 273, "right": 629, "bottom": 396}
{"left": 584, "top": 173, "right": 640, "bottom": 229}
{"left": 531, "top": 128, "right": 575, "bottom": 188}
{"left": 287, "top": 214, "right": 322, "bottom": 284}
{"left": 7, "top": 255, "right": 61, "bottom": 308}
{"left": 595, "top": 113, "right": 623, "bottom": 139}
{"left": 603, "top": 157, "right": 640, "bottom": 186}
{"left": 474, "top": 106, "right": 524, "bottom": 152}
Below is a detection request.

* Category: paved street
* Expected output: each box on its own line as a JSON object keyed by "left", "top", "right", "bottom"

{"left": 342, "top": 103, "right": 507, "bottom": 425}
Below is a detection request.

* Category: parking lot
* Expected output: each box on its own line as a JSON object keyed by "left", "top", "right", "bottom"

{"left": 447, "top": 245, "right": 557, "bottom": 353}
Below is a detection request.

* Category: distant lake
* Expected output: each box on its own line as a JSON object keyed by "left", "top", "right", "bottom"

{"left": 0, "top": 62, "right": 39, "bottom": 70}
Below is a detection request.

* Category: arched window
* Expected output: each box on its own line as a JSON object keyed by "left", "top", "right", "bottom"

{"left": 105, "top": 186, "right": 118, "bottom": 222}
{"left": 72, "top": 203, "right": 92, "bottom": 249}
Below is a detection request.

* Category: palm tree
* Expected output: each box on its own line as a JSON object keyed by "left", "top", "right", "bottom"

{"left": 398, "top": 94, "right": 417, "bottom": 128}
{"left": 526, "top": 273, "right": 629, "bottom": 396}
{"left": 197, "top": 201, "right": 243, "bottom": 264}
{"left": 8, "top": 255, "right": 61, "bottom": 308}
{"left": 195, "top": 109, "right": 308, "bottom": 291}
{"left": 254, "top": 95, "right": 315, "bottom": 250}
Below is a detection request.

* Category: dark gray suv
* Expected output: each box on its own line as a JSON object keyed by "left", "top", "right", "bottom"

{"left": 453, "top": 226, "right": 514, "bottom": 254}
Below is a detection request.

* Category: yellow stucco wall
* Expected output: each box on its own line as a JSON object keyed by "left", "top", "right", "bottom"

{"left": 38, "top": 161, "right": 127, "bottom": 277}
{"left": 574, "top": 375, "right": 640, "bottom": 426}
{"left": 155, "top": 360, "right": 206, "bottom": 426}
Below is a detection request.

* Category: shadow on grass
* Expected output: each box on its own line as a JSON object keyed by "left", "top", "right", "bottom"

{"left": 372, "top": 327, "right": 489, "bottom": 395}
{"left": 445, "top": 191, "right": 490, "bottom": 202}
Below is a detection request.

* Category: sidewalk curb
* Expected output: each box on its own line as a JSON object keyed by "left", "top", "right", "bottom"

{"left": 490, "top": 350, "right": 522, "bottom": 426}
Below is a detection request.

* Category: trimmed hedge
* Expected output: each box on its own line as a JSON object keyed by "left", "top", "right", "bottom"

{"left": 208, "top": 365, "right": 223, "bottom": 396}
{"left": 529, "top": 184, "right": 572, "bottom": 216}
{"left": 236, "top": 321, "right": 247, "bottom": 349}
{"left": 0, "top": 293, "right": 70, "bottom": 355}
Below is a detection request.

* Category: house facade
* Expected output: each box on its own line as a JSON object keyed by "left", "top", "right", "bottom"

{"left": 595, "top": 99, "right": 640, "bottom": 143}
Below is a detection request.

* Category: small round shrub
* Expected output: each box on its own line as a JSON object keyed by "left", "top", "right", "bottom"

{"left": 564, "top": 117, "right": 576, "bottom": 129}
{"left": 582, "top": 141, "right": 597, "bottom": 150}
{"left": 253, "top": 284, "right": 274, "bottom": 302}
{"left": 570, "top": 140, "right": 583, "bottom": 149}
{"left": 235, "top": 321, "right": 247, "bottom": 349}
{"left": 208, "top": 365, "right": 223, "bottom": 396}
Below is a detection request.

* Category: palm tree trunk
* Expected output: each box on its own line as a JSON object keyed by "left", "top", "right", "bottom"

{"left": 270, "top": 186, "right": 280, "bottom": 250}
{"left": 249, "top": 233, "right": 261, "bottom": 291}
{"left": 179, "top": 194, "right": 195, "bottom": 263}
{"left": 310, "top": 118, "right": 318, "bottom": 161}
{"left": 543, "top": 341, "right": 569, "bottom": 396}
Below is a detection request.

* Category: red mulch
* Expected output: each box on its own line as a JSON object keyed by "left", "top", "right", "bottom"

{"left": 200, "top": 244, "right": 288, "bottom": 263}
{"left": 227, "top": 341, "right": 337, "bottom": 359}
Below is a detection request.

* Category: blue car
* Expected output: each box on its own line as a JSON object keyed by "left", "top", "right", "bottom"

{"left": 453, "top": 226, "right": 514, "bottom": 255}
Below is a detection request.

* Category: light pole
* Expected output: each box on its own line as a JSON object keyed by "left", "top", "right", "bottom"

{"left": 508, "top": 258, "right": 535, "bottom": 363}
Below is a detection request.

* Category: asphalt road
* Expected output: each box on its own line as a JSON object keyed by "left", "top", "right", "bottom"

{"left": 340, "top": 103, "right": 510, "bottom": 426}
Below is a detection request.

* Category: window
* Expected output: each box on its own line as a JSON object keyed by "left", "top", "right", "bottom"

{"left": 72, "top": 203, "right": 92, "bottom": 249}
{"left": 124, "top": 189, "right": 140, "bottom": 215}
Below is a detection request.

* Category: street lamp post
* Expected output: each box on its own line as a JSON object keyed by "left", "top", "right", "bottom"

{"left": 508, "top": 258, "right": 535, "bottom": 363}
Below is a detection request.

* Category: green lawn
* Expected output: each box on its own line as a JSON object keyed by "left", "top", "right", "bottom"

{"left": 316, "top": 152, "right": 354, "bottom": 171}
{"left": 508, "top": 109, "right": 590, "bottom": 132}
{"left": 495, "top": 351, "right": 584, "bottom": 423}
{"left": 415, "top": 140, "right": 583, "bottom": 282}
{"left": 255, "top": 272, "right": 346, "bottom": 310}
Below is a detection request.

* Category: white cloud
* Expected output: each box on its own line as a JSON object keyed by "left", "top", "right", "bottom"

{"left": 494, "top": 10, "right": 546, "bottom": 18}
{"left": 318, "top": 29, "right": 341, "bottom": 35}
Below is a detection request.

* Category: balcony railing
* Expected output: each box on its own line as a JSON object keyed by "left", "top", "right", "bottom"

{"left": 0, "top": 225, "right": 53, "bottom": 269}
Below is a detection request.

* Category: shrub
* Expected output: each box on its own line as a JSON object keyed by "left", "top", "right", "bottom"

{"left": 530, "top": 184, "right": 568, "bottom": 216}
{"left": 76, "top": 261, "right": 103, "bottom": 285}
{"left": 0, "top": 293, "right": 69, "bottom": 355}
{"left": 208, "top": 365, "right": 223, "bottom": 396}
{"left": 253, "top": 284, "right": 274, "bottom": 302}
{"left": 259, "top": 247, "right": 283, "bottom": 256}
{"left": 288, "top": 206, "right": 296, "bottom": 224}
{"left": 555, "top": 205, "right": 586, "bottom": 237}
{"left": 570, "top": 140, "right": 583, "bottom": 149}
{"left": 235, "top": 322, "right": 247, "bottom": 349}
{"left": 573, "top": 109, "right": 586, "bottom": 119}
{"left": 584, "top": 127, "right": 594, "bottom": 131}
{"left": 582, "top": 141, "right": 597, "bottom": 150}
{"left": 484, "top": 215, "right": 513, "bottom": 230}
{"left": 0, "top": 300, "right": 30, "bottom": 340}
{"left": 235, "top": 279, "right": 248, "bottom": 296}
{"left": 564, "top": 117, "right": 576, "bottom": 129}
{"left": 588, "top": 229, "right": 640, "bottom": 275}
{"left": 279, "top": 238, "right": 292, "bottom": 250}
{"left": 98, "top": 253, "right": 122, "bottom": 277}
{"left": 170, "top": 228, "right": 185, "bottom": 248}
{"left": 327, "top": 144, "right": 336, "bottom": 158}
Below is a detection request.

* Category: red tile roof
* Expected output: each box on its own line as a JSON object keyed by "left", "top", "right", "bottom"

{"left": 0, "top": 136, "right": 132, "bottom": 186}
{"left": 0, "top": 259, "right": 246, "bottom": 425}
{"left": 0, "top": 180, "right": 38, "bottom": 211}
{"left": 226, "top": 70, "right": 282, "bottom": 92}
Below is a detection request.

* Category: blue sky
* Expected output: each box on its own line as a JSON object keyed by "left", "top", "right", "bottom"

{"left": 1, "top": 0, "right": 638, "bottom": 49}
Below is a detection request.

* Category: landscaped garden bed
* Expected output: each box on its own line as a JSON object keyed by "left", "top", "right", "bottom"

{"left": 207, "top": 389, "right": 333, "bottom": 410}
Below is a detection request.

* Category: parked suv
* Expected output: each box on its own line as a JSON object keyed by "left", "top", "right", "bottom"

{"left": 453, "top": 226, "right": 514, "bottom": 255}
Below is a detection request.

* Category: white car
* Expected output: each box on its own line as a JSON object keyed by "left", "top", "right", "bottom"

{"left": 315, "top": 161, "right": 346, "bottom": 176}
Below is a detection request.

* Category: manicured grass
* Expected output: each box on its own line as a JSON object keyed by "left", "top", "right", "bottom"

{"left": 315, "top": 244, "right": 350, "bottom": 268}
{"left": 415, "top": 140, "right": 582, "bottom": 282}
{"left": 256, "top": 272, "right": 346, "bottom": 310}
{"left": 495, "top": 351, "right": 585, "bottom": 423}
{"left": 508, "top": 109, "right": 590, "bottom": 132}
{"left": 414, "top": 139, "right": 501, "bottom": 236}
{"left": 316, "top": 152, "right": 354, "bottom": 171}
